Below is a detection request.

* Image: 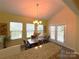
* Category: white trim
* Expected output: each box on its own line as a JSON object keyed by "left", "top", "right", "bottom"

{"left": 50, "top": 39, "right": 79, "bottom": 56}
{"left": 49, "top": 39, "right": 75, "bottom": 51}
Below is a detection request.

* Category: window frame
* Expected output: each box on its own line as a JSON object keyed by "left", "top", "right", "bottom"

{"left": 37, "top": 24, "right": 44, "bottom": 33}
{"left": 49, "top": 24, "right": 65, "bottom": 43}
{"left": 10, "top": 22, "right": 23, "bottom": 40}
{"left": 26, "top": 23, "right": 35, "bottom": 38}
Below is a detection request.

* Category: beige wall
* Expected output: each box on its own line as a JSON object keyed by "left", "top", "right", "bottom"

{"left": 48, "top": 4, "right": 77, "bottom": 50}
{"left": 0, "top": 12, "right": 48, "bottom": 47}
{"left": 76, "top": 16, "right": 79, "bottom": 52}
{"left": 0, "top": 12, "right": 34, "bottom": 47}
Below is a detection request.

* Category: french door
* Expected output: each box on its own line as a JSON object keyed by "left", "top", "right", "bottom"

{"left": 49, "top": 25, "right": 65, "bottom": 43}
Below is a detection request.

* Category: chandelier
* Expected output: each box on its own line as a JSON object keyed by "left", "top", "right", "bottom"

{"left": 33, "top": 1, "right": 42, "bottom": 25}
{"left": 33, "top": 17, "right": 42, "bottom": 24}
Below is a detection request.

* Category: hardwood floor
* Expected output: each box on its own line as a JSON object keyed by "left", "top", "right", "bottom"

{"left": 0, "top": 41, "right": 79, "bottom": 59}
{"left": 50, "top": 46, "right": 79, "bottom": 59}
{"left": 22, "top": 41, "right": 79, "bottom": 59}
{"left": 22, "top": 40, "right": 79, "bottom": 59}
{"left": 54, "top": 52, "right": 79, "bottom": 59}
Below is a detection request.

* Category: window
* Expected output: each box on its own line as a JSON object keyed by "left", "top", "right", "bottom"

{"left": 57, "top": 25, "right": 64, "bottom": 43}
{"left": 49, "top": 25, "right": 65, "bottom": 43}
{"left": 37, "top": 25, "right": 43, "bottom": 33}
{"left": 26, "top": 24, "right": 35, "bottom": 38}
{"left": 49, "top": 26, "right": 55, "bottom": 40}
{"left": 10, "top": 22, "right": 22, "bottom": 40}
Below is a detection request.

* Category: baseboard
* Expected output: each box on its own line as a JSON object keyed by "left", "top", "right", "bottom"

{"left": 49, "top": 39, "right": 76, "bottom": 51}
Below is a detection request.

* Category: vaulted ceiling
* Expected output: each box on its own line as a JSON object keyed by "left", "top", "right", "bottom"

{"left": 0, "top": 0, "right": 79, "bottom": 19}
{"left": 0, "top": 0, "right": 64, "bottom": 19}
{"left": 63, "top": 0, "right": 79, "bottom": 15}
{"left": 73, "top": 0, "right": 79, "bottom": 9}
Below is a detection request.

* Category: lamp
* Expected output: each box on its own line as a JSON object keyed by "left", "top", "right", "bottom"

{"left": 33, "top": 2, "right": 42, "bottom": 25}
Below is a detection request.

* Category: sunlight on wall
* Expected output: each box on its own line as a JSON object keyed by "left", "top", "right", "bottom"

{"left": 48, "top": 4, "right": 77, "bottom": 50}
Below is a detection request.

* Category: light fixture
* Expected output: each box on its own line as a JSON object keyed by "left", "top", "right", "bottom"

{"left": 33, "top": 1, "right": 42, "bottom": 25}
{"left": 33, "top": 18, "right": 42, "bottom": 25}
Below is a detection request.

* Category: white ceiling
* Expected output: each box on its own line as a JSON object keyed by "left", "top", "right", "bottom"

{"left": 0, "top": 0, "right": 64, "bottom": 19}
